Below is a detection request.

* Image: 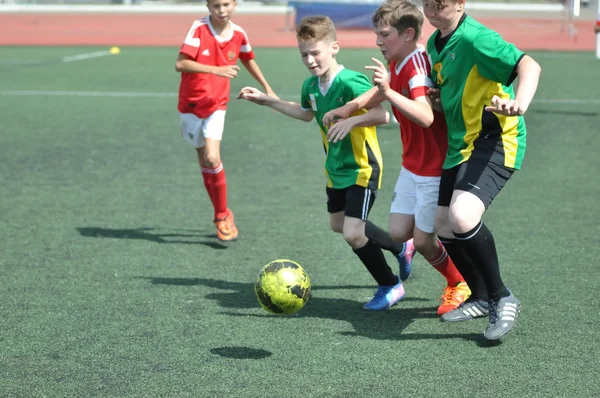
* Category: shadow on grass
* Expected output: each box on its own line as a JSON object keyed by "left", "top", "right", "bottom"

{"left": 76, "top": 227, "right": 228, "bottom": 249}
{"left": 139, "top": 276, "right": 486, "bottom": 344}
{"left": 210, "top": 346, "right": 273, "bottom": 359}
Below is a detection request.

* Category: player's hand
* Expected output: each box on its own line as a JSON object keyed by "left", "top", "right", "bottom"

{"left": 428, "top": 87, "right": 441, "bottom": 104}
{"left": 427, "top": 87, "right": 443, "bottom": 112}
{"left": 326, "top": 117, "right": 355, "bottom": 143}
{"left": 365, "top": 57, "right": 390, "bottom": 95}
{"left": 485, "top": 95, "right": 527, "bottom": 116}
{"left": 237, "top": 86, "right": 270, "bottom": 105}
{"left": 214, "top": 65, "right": 240, "bottom": 79}
{"left": 322, "top": 105, "right": 352, "bottom": 127}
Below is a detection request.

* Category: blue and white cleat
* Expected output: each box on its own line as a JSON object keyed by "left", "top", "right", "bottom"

{"left": 363, "top": 279, "right": 405, "bottom": 310}
{"left": 396, "top": 239, "right": 415, "bottom": 281}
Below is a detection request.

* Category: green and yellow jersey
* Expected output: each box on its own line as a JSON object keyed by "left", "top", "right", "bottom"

{"left": 426, "top": 15, "right": 527, "bottom": 170}
{"left": 300, "top": 66, "right": 383, "bottom": 190}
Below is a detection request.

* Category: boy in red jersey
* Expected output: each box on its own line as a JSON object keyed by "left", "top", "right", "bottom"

{"left": 176, "top": 0, "right": 277, "bottom": 241}
{"left": 323, "top": 0, "right": 469, "bottom": 316}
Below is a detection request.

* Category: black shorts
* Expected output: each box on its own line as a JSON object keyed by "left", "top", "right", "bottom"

{"left": 438, "top": 161, "right": 514, "bottom": 209}
{"left": 326, "top": 185, "right": 376, "bottom": 220}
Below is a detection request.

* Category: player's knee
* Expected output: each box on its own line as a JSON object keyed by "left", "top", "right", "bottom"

{"left": 330, "top": 221, "right": 343, "bottom": 234}
{"left": 413, "top": 232, "right": 438, "bottom": 258}
{"left": 201, "top": 153, "right": 221, "bottom": 168}
{"left": 448, "top": 207, "right": 480, "bottom": 234}
{"left": 388, "top": 224, "right": 412, "bottom": 243}
{"left": 343, "top": 228, "right": 367, "bottom": 249}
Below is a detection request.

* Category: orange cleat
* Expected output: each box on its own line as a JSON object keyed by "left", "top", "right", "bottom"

{"left": 214, "top": 210, "right": 239, "bottom": 242}
{"left": 437, "top": 282, "right": 471, "bottom": 316}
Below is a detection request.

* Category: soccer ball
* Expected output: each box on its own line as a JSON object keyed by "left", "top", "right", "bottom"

{"left": 254, "top": 259, "right": 311, "bottom": 315}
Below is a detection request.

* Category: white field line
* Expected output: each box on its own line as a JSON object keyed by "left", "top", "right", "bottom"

{"left": 61, "top": 50, "right": 113, "bottom": 63}
{"left": 0, "top": 50, "right": 115, "bottom": 67}
{"left": 0, "top": 90, "right": 599, "bottom": 105}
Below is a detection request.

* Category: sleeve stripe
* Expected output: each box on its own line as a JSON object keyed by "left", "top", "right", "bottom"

{"left": 411, "top": 52, "right": 430, "bottom": 77}
{"left": 183, "top": 19, "right": 203, "bottom": 48}
{"left": 240, "top": 43, "right": 252, "bottom": 53}
{"left": 408, "top": 74, "right": 434, "bottom": 90}
{"left": 411, "top": 54, "right": 425, "bottom": 76}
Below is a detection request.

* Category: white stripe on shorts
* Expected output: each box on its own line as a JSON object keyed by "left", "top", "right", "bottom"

{"left": 362, "top": 188, "right": 371, "bottom": 220}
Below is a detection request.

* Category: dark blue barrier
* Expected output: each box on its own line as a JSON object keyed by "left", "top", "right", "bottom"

{"left": 288, "top": 0, "right": 382, "bottom": 29}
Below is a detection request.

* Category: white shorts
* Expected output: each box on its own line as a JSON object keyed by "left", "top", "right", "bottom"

{"left": 390, "top": 167, "right": 440, "bottom": 233}
{"left": 180, "top": 110, "right": 226, "bottom": 148}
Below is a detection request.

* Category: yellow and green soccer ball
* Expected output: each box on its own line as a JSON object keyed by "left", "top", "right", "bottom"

{"left": 254, "top": 259, "right": 311, "bottom": 315}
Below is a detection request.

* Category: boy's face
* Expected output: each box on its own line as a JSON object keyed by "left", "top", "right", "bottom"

{"left": 423, "top": 0, "right": 463, "bottom": 30}
{"left": 297, "top": 39, "right": 340, "bottom": 77}
{"left": 374, "top": 23, "right": 414, "bottom": 62}
{"left": 206, "top": 0, "right": 237, "bottom": 23}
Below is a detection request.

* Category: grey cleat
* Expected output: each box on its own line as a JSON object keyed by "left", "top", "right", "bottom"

{"left": 440, "top": 298, "right": 489, "bottom": 322}
{"left": 484, "top": 292, "right": 521, "bottom": 341}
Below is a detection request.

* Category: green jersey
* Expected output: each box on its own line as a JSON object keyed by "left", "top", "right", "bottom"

{"left": 300, "top": 66, "right": 383, "bottom": 190}
{"left": 426, "top": 15, "right": 527, "bottom": 169}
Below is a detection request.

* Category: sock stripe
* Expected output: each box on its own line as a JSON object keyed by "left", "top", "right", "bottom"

{"left": 454, "top": 221, "right": 482, "bottom": 241}
{"left": 429, "top": 251, "right": 448, "bottom": 267}
{"left": 201, "top": 162, "right": 223, "bottom": 174}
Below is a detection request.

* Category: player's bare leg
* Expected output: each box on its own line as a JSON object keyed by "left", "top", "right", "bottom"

{"left": 388, "top": 213, "right": 416, "bottom": 281}
{"left": 329, "top": 211, "right": 345, "bottom": 234}
{"left": 197, "top": 138, "right": 238, "bottom": 241}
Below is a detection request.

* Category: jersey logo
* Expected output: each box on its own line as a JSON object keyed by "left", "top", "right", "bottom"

{"left": 309, "top": 94, "right": 318, "bottom": 111}
{"left": 433, "top": 62, "right": 444, "bottom": 85}
{"left": 201, "top": 49, "right": 210, "bottom": 56}
{"left": 227, "top": 51, "right": 236, "bottom": 60}
{"left": 450, "top": 53, "right": 456, "bottom": 61}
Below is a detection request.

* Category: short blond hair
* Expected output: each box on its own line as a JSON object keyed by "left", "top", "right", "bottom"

{"left": 296, "top": 15, "right": 337, "bottom": 42}
{"left": 372, "top": 0, "right": 424, "bottom": 40}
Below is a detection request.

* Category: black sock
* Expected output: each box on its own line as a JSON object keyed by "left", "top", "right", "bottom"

{"left": 365, "top": 220, "right": 404, "bottom": 255}
{"left": 353, "top": 239, "right": 398, "bottom": 286}
{"left": 439, "top": 236, "right": 489, "bottom": 300}
{"left": 454, "top": 222, "right": 510, "bottom": 300}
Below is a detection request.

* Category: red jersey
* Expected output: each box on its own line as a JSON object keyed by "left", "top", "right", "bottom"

{"left": 389, "top": 48, "right": 448, "bottom": 177}
{"left": 178, "top": 17, "right": 254, "bottom": 118}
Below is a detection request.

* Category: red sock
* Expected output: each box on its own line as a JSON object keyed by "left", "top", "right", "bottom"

{"left": 201, "top": 162, "right": 228, "bottom": 219}
{"left": 426, "top": 240, "right": 464, "bottom": 286}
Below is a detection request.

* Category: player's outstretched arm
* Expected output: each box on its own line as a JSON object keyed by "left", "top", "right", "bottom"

{"left": 327, "top": 105, "right": 390, "bottom": 143}
{"left": 322, "top": 86, "right": 383, "bottom": 127}
{"left": 240, "top": 58, "right": 279, "bottom": 99}
{"left": 485, "top": 55, "right": 541, "bottom": 116}
{"left": 237, "top": 87, "right": 314, "bottom": 122}
{"left": 175, "top": 53, "right": 240, "bottom": 78}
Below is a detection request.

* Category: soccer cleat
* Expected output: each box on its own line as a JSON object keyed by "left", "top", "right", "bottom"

{"left": 437, "top": 282, "right": 471, "bottom": 316}
{"left": 440, "top": 298, "right": 489, "bottom": 322}
{"left": 396, "top": 239, "right": 415, "bottom": 281}
{"left": 363, "top": 279, "right": 405, "bottom": 310}
{"left": 214, "top": 210, "right": 239, "bottom": 242}
{"left": 484, "top": 291, "right": 521, "bottom": 341}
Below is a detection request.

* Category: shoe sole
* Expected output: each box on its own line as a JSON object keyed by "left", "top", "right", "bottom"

{"left": 440, "top": 312, "right": 488, "bottom": 322}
